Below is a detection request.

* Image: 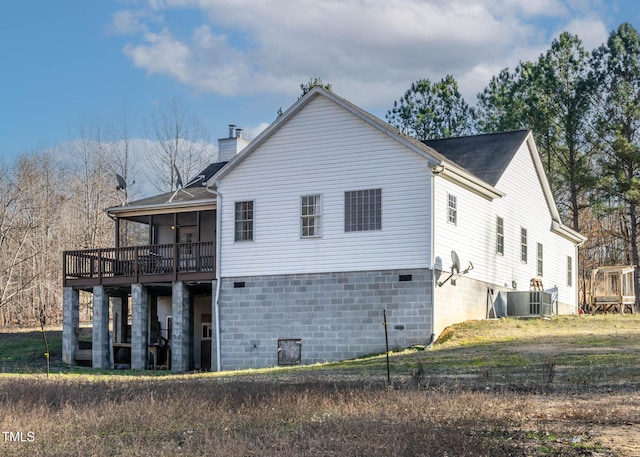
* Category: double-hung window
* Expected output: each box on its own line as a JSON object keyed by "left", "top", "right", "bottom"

{"left": 234, "top": 201, "right": 254, "bottom": 241}
{"left": 496, "top": 217, "right": 504, "bottom": 255}
{"left": 567, "top": 256, "right": 573, "bottom": 286}
{"left": 537, "top": 243, "right": 544, "bottom": 276}
{"left": 345, "top": 189, "right": 382, "bottom": 232}
{"left": 301, "top": 195, "right": 321, "bottom": 238}
{"left": 520, "top": 228, "right": 528, "bottom": 263}
{"left": 447, "top": 194, "right": 457, "bottom": 225}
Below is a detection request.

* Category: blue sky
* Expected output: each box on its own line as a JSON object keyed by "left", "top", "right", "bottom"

{"left": 1, "top": 0, "right": 639, "bottom": 161}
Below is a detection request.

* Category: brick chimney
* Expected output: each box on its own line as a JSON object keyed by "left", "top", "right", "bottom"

{"left": 218, "top": 124, "right": 249, "bottom": 162}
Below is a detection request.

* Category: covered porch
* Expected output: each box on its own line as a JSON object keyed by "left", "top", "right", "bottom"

{"left": 61, "top": 187, "right": 219, "bottom": 371}
{"left": 62, "top": 281, "right": 216, "bottom": 371}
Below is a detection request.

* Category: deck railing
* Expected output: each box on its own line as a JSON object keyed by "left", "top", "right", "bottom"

{"left": 63, "top": 242, "right": 215, "bottom": 286}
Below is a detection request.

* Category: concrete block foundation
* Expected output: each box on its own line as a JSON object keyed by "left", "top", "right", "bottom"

{"left": 217, "top": 269, "right": 433, "bottom": 370}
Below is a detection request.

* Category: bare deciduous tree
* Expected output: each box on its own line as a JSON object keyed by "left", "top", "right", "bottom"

{"left": 145, "top": 99, "right": 213, "bottom": 193}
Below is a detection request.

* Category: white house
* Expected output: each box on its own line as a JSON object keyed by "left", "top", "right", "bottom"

{"left": 62, "top": 87, "right": 585, "bottom": 371}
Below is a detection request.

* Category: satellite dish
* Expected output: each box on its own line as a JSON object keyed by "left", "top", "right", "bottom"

{"left": 451, "top": 251, "right": 460, "bottom": 275}
{"left": 174, "top": 164, "right": 183, "bottom": 189}
{"left": 167, "top": 165, "right": 194, "bottom": 203}
{"left": 115, "top": 173, "right": 127, "bottom": 191}
{"left": 437, "top": 250, "right": 472, "bottom": 287}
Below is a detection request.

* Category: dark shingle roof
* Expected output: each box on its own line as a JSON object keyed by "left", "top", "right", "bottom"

{"left": 111, "top": 162, "right": 228, "bottom": 211}
{"left": 119, "top": 186, "right": 214, "bottom": 207}
{"left": 423, "top": 130, "right": 529, "bottom": 186}
{"left": 185, "top": 161, "right": 228, "bottom": 188}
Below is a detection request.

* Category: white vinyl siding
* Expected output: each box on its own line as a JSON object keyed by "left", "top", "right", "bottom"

{"left": 218, "top": 95, "right": 431, "bottom": 276}
{"left": 433, "top": 137, "right": 578, "bottom": 310}
{"left": 301, "top": 194, "right": 321, "bottom": 238}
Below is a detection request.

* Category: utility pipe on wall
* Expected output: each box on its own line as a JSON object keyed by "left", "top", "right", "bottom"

{"left": 206, "top": 184, "right": 223, "bottom": 372}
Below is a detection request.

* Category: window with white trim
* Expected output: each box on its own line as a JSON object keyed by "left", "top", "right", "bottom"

{"left": 520, "top": 227, "right": 528, "bottom": 263}
{"left": 496, "top": 216, "right": 504, "bottom": 255}
{"left": 567, "top": 256, "right": 573, "bottom": 286}
{"left": 447, "top": 194, "right": 457, "bottom": 225}
{"left": 234, "top": 201, "right": 254, "bottom": 241}
{"left": 301, "top": 194, "right": 321, "bottom": 238}
{"left": 537, "top": 243, "right": 544, "bottom": 276}
{"left": 344, "top": 189, "right": 382, "bottom": 232}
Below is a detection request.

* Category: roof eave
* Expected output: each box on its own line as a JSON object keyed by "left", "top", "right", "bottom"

{"left": 551, "top": 220, "right": 587, "bottom": 245}
{"left": 106, "top": 199, "right": 216, "bottom": 218}
{"left": 436, "top": 163, "right": 505, "bottom": 200}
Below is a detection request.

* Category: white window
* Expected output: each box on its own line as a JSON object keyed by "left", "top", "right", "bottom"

{"left": 447, "top": 194, "right": 457, "bottom": 225}
{"left": 537, "top": 243, "right": 544, "bottom": 276}
{"left": 234, "top": 201, "right": 254, "bottom": 241}
{"left": 496, "top": 217, "right": 504, "bottom": 255}
{"left": 520, "top": 228, "right": 528, "bottom": 263}
{"left": 301, "top": 195, "right": 322, "bottom": 238}
{"left": 345, "top": 189, "right": 382, "bottom": 232}
{"left": 567, "top": 256, "right": 573, "bottom": 286}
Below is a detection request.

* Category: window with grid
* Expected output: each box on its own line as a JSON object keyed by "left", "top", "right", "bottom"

{"left": 447, "top": 194, "right": 457, "bottom": 225}
{"left": 520, "top": 227, "right": 528, "bottom": 263}
{"left": 537, "top": 243, "right": 544, "bottom": 276}
{"left": 344, "top": 189, "right": 382, "bottom": 232}
{"left": 567, "top": 256, "right": 573, "bottom": 286}
{"left": 301, "top": 194, "right": 321, "bottom": 238}
{"left": 496, "top": 216, "right": 504, "bottom": 255}
{"left": 234, "top": 201, "right": 254, "bottom": 241}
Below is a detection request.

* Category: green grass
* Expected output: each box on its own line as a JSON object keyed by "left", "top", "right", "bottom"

{"left": 0, "top": 328, "right": 61, "bottom": 372}
{"left": 4, "top": 314, "right": 640, "bottom": 387}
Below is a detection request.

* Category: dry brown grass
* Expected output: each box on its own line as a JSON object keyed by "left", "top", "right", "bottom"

{"left": 1, "top": 375, "right": 632, "bottom": 456}
{"left": 2, "top": 315, "right": 640, "bottom": 456}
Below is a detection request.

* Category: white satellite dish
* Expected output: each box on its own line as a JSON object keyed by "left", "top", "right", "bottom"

{"left": 451, "top": 250, "right": 460, "bottom": 275}
{"left": 437, "top": 250, "right": 472, "bottom": 287}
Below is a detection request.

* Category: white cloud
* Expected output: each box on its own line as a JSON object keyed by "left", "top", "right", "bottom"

{"left": 117, "top": 0, "right": 609, "bottom": 107}
{"left": 561, "top": 17, "right": 609, "bottom": 50}
{"left": 109, "top": 10, "right": 145, "bottom": 35}
{"left": 123, "top": 25, "right": 256, "bottom": 95}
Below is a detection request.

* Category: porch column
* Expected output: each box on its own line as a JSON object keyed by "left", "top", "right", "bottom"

{"left": 92, "top": 285, "right": 111, "bottom": 369}
{"left": 172, "top": 281, "right": 190, "bottom": 372}
{"left": 131, "top": 284, "right": 149, "bottom": 370}
{"left": 62, "top": 287, "right": 79, "bottom": 365}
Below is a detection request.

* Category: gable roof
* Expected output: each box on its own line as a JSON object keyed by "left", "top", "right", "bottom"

{"left": 423, "top": 130, "right": 530, "bottom": 186}
{"left": 208, "top": 86, "right": 504, "bottom": 200}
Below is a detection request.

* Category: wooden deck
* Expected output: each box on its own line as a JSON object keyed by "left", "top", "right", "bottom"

{"left": 63, "top": 242, "right": 215, "bottom": 287}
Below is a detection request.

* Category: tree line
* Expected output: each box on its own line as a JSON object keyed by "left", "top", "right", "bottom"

{"left": 0, "top": 100, "right": 212, "bottom": 325}
{"left": 3, "top": 24, "right": 640, "bottom": 326}
{"left": 387, "top": 23, "right": 640, "bottom": 309}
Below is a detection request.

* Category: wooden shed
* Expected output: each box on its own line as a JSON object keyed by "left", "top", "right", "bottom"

{"left": 590, "top": 266, "right": 635, "bottom": 314}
